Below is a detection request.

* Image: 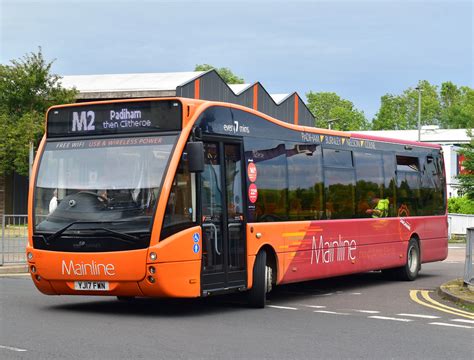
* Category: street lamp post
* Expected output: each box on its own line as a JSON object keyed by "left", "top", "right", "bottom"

{"left": 415, "top": 86, "right": 422, "bottom": 142}
{"left": 327, "top": 118, "right": 338, "bottom": 130}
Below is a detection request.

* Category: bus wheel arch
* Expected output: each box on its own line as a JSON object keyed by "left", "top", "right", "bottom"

{"left": 248, "top": 245, "right": 277, "bottom": 308}
{"left": 260, "top": 244, "right": 278, "bottom": 287}
{"left": 410, "top": 233, "right": 421, "bottom": 271}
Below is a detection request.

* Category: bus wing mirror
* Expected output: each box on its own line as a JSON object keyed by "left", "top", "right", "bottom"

{"left": 186, "top": 141, "right": 204, "bottom": 173}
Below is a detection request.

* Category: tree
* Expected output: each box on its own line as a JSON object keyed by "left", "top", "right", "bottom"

{"left": 194, "top": 64, "right": 245, "bottom": 84}
{"left": 457, "top": 132, "right": 474, "bottom": 200}
{"left": 0, "top": 48, "right": 77, "bottom": 176}
{"left": 306, "top": 91, "right": 369, "bottom": 131}
{"left": 372, "top": 80, "right": 474, "bottom": 130}
{"left": 440, "top": 83, "right": 474, "bottom": 129}
{"left": 372, "top": 80, "right": 440, "bottom": 130}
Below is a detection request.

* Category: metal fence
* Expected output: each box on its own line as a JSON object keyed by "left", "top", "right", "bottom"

{"left": 465, "top": 228, "right": 474, "bottom": 286}
{"left": 1, "top": 215, "right": 28, "bottom": 265}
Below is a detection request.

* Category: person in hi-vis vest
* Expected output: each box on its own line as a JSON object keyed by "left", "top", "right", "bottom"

{"left": 366, "top": 198, "right": 389, "bottom": 218}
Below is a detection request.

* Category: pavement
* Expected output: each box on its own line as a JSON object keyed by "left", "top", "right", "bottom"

{"left": 0, "top": 264, "right": 28, "bottom": 275}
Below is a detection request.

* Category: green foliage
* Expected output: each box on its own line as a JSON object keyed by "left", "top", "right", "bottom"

{"left": 448, "top": 196, "right": 474, "bottom": 214}
{"left": 372, "top": 80, "right": 474, "bottom": 130}
{"left": 306, "top": 91, "right": 369, "bottom": 131}
{"left": 457, "top": 132, "right": 474, "bottom": 199}
{"left": 0, "top": 48, "right": 77, "bottom": 176}
{"left": 194, "top": 64, "right": 244, "bottom": 84}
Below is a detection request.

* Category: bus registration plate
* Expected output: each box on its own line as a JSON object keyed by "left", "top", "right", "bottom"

{"left": 74, "top": 281, "right": 109, "bottom": 291}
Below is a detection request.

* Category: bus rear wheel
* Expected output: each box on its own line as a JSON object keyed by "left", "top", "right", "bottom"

{"left": 248, "top": 251, "right": 272, "bottom": 308}
{"left": 389, "top": 238, "right": 420, "bottom": 281}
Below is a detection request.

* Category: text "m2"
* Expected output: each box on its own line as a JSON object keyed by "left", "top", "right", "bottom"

{"left": 72, "top": 111, "right": 95, "bottom": 132}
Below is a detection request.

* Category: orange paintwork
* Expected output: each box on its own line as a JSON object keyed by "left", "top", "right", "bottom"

{"left": 253, "top": 84, "right": 258, "bottom": 110}
{"left": 28, "top": 248, "right": 147, "bottom": 281}
{"left": 139, "top": 261, "right": 201, "bottom": 297}
{"left": 246, "top": 221, "right": 313, "bottom": 285}
{"left": 294, "top": 94, "right": 299, "bottom": 125}
{"left": 27, "top": 135, "right": 46, "bottom": 247}
{"left": 194, "top": 79, "right": 200, "bottom": 99}
{"left": 147, "top": 226, "right": 202, "bottom": 263}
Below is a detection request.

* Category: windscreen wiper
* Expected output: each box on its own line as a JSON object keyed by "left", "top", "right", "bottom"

{"left": 45, "top": 220, "right": 140, "bottom": 244}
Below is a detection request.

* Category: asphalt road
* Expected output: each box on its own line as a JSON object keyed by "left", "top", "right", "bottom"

{"left": 0, "top": 247, "right": 472, "bottom": 360}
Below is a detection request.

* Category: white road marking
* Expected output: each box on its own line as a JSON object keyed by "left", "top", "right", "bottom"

{"left": 0, "top": 345, "right": 27, "bottom": 352}
{"left": 267, "top": 305, "right": 298, "bottom": 310}
{"left": 369, "top": 316, "right": 413, "bottom": 322}
{"left": 314, "top": 310, "right": 350, "bottom": 315}
{"left": 302, "top": 305, "right": 326, "bottom": 309}
{"left": 313, "top": 292, "right": 334, "bottom": 296}
{"left": 429, "top": 322, "right": 473, "bottom": 329}
{"left": 451, "top": 319, "right": 474, "bottom": 324}
{"left": 350, "top": 292, "right": 361, "bottom": 295}
{"left": 448, "top": 246, "right": 465, "bottom": 249}
{"left": 352, "top": 310, "right": 380, "bottom": 314}
{"left": 443, "top": 261, "right": 461, "bottom": 264}
{"left": 397, "top": 313, "right": 440, "bottom": 319}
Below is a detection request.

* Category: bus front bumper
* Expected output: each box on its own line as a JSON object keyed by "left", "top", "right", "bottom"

{"left": 26, "top": 247, "right": 201, "bottom": 298}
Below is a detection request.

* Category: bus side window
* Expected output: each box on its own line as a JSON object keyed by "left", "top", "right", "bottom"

{"left": 323, "top": 148, "right": 356, "bottom": 219}
{"left": 396, "top": 155, "right": 421, "bottom": 216}
{"left": 245, "top": 138, "right": 288, "bottom": 222}
{"left": 354, "top": 151, "right": 384, "bottom": 218}
{"left": 287, "top": 143, "right": 323, "bottom": 220}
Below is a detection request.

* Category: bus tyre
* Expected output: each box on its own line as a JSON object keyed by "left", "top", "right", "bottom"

{"left": 394, "top": 238, "right": 420, "bottom": 281}
{"left": 248, "top": 251, "right": 272, "bottom": 308}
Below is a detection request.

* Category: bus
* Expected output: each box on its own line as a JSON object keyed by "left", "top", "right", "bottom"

{"left": 27, "top": 97, "right": 448, "bottom": 308}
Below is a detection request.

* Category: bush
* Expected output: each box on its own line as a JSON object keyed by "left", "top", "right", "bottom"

{"left": 448, "top": 196, "right": 474, "bottom": 214}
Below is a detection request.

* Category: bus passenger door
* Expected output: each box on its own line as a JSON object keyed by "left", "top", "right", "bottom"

{"left": 200, "top": 141, "right": 246, "bottom": 293}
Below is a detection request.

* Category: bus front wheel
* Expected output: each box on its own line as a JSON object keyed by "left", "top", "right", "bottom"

{"left": 248, "top": 251, "right": 272, "bottom": 308}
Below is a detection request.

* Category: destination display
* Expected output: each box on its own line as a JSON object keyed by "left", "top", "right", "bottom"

{"left": 47, "top": 100, "right": 182, "bottom": 137}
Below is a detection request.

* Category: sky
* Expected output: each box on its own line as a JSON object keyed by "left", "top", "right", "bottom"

{"left": 0, "top": 0, "right": 472, "bottom": 120}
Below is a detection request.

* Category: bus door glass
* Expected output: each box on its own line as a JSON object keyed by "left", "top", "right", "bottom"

{"left": 201, "top": 143, "right": 224, "bottom": 274}
{"left": 201, "top": 141, "right": 246, "bottom": 290}
{"left": 224, "top": 144, "right": 245, "bottom": 279}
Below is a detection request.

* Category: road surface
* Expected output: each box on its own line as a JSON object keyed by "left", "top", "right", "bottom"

{"left": 0, "top": 246, "right": 472, "bottom": 359}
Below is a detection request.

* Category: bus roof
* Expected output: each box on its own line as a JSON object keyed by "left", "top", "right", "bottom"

{"left": 351, "top": 132, "right": 441, "bottom": 149}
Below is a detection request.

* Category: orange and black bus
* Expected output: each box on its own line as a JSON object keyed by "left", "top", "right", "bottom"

{"left": 27, "top": 97, "right": 447, "bottom": 307}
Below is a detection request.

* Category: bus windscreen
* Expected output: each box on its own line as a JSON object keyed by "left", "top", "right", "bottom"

{"left": 33, "top": 135, "right": 177, "bottom": 241}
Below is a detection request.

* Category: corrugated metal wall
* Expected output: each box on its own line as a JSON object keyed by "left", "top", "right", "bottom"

{"left": 176, "top": 70, "right": 315, "bottom": 127}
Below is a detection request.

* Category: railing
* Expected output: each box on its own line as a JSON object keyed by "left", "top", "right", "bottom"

{"left": 465, "top": 228, "right": 474, "bottom": 286}
{"left": 1, "top": 215, "right": 28, "bottom": 265}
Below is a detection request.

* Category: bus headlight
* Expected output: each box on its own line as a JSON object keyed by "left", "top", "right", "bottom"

{"left": 27, "top": 252, "right": 33, "bottom": 261}
{"left": 149, "top": 252, "right": 157, "bottom": 261}
{"left": 148, "top": 266, "right": 156, "bottom": 274}
{"left": 30, "top": 265, "right": 36, "bottom": 273}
